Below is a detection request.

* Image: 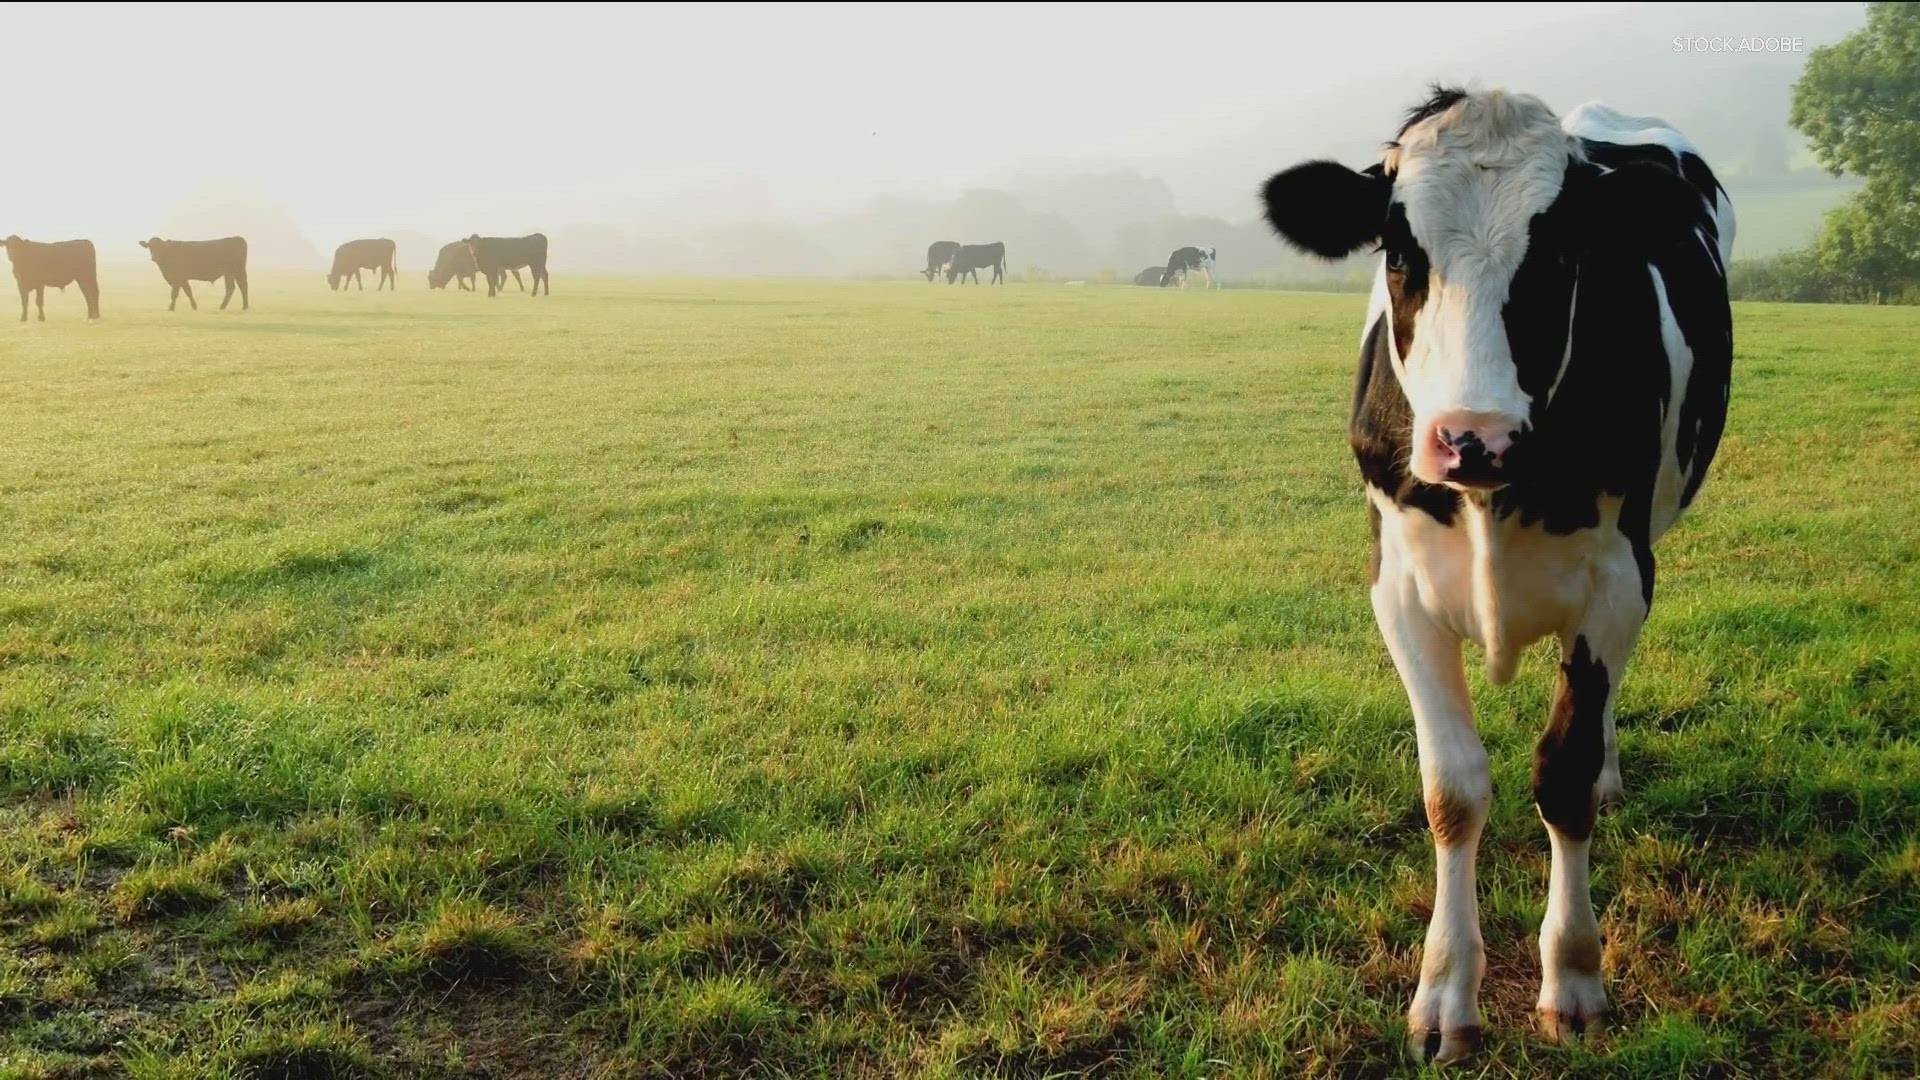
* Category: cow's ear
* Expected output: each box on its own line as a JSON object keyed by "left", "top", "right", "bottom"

{"left": 1578, "top": 163, "right": 1705, "bottom": 255}
{"left": 139, "top": 240, "right": 150, "bottom": 248}
{"left": 1262, "top": 161, "right": 1390, "bottom": 259}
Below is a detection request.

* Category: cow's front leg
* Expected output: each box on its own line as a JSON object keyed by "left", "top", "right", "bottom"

{"left": 1533, "top": 557, "right": 1646, "bottom": 1042}
{"left": 1375, "top": 573, "right": 1489, "bottom": 1063}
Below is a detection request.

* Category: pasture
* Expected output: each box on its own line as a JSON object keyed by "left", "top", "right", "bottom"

{"left": 2, "top": 277, "right": 1916, "bottom": 1077}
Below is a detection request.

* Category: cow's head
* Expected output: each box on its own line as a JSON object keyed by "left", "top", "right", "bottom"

{"left": 1261, "top": 87, "right": 1700, "bottom": 489}
{"left": 1, "top": 236, "right": 20, "bottom": 259}
{"left": 139, "top": 238, "right": 166, "bottom": 262}
{"left": 327, "top": 270, "right": 342, "bottom": 291}
{"left": 427, "top": 268, "right": 448, "bottom": 289}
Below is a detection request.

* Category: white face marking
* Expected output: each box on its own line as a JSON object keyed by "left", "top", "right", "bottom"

{"left": 1388, "top": 93, "right": 1575, "bottom": 427}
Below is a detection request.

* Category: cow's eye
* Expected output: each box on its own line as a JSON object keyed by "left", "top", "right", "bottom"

{"left": 1384, "top": 249, "right": 1406, "bottom": 272}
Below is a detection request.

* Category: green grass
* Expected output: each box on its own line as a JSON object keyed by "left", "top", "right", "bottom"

{"left": 2, "top": 275, "right": 1917, "bottom": 1077}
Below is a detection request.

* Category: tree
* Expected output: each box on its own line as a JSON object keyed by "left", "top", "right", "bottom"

{"left": 1790, "top": 1, "right": 1920, "bottom": 300}
{"left": 1815, "top": 189, "right": 1919, "bottom": 303}
{"left": 1781, "top": 3, "right": 1920, "bottom": 297}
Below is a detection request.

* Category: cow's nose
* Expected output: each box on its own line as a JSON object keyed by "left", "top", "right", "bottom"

{"left": 1416, "top": 411, "right": 1526, "bottom": 487}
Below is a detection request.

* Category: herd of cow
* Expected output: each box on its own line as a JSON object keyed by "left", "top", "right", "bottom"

{"left": 3, "top": 228, "right": 1222, "bottom": 320}
{"left": 0, "top": 233, "right": 552, "bottom": 320}
{"left": 918, "top": 241, "right": 1219, "bottom": 288}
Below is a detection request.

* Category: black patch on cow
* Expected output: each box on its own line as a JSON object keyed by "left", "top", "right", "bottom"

{"left": 1578, "top": 162, "right": 1714, "bottom": 260}
{"left": 1261, "top": 162, "right": 1391, "bottom": 259}
{"left": 1533, "top": 635, "right": 1610, "bottom": 840}
{"left": 1380, "top": 204, "right": 1429, "bottom": 361}
{"left": 1367, "top": 500, "right": 1383, "bottom": 585}
{"left": 1161, "top": 246, "right": 1205, "bottom": 286}
{"left": 1502, "top": 205, "right": 1577, "bottom": 409}
{"left": 1353, "top": 316, "right": 1459, "bottom": 525}
{"left": 1579, "top": 139, "right": 1676, "bottom": 171}
{"left": 1396, "top": 85, "right": 1469, "bottom": 141}
{"left": 1488, "top": 154, "right": 1730, "bottom": 553}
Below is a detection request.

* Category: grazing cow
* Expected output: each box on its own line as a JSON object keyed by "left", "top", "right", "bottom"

{"left": 427, "top": 240, "right": 480, "bottom": 290}
{"left": 464, "top": 233, "right": 548, "bottom": 297}
{"left": 1132, "top": 266, "right": 1167, "bottom": 286}
{"left": 1259, "top": 87, "right": 1733, "bottom": 1062}
{"left": 3, "top": 236, "right": 100, "bottom": 322}
{"left": 139, "top": 236, "right": 250, "bottom": 311}
{"left": 944, "top": 241, "right": 1006, "bottom": 284}
{"left": 921, "top": 240, "right": 961, "bottom": 281}
{"left": 1159, "top": 246, "right": 1218, "bottom": 288}
{"left": 329, "top": 238, "right": 398, "bottom": 291}
{"left": 427, "top": 241, "right": 524, "bottom": 292}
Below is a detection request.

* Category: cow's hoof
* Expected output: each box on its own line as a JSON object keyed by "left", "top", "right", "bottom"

{"left": 1407, "top": 1024, "right": 1481, "bottom": 1064}
{"left": 1539, "top": 1006, "right": 1606, "bottom": 1042}
{"left": 1538, "top": 974, "right": 1608, "bottom": 1043}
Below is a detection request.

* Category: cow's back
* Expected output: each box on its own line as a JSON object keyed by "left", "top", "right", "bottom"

{"left": 1564, "top": 104, "right": 1734, "bottom": 267}
{"left": 435, "top": 241, "right": 476, "bottom": 272}
{"left": 7, "top": 239, "right": 97, "bottom": 286}
{"left": 336, "top": 238, "right": 394, "bottom": 266}
{"left": 1559, "top": 105, "right": 1735, "bottom": 541}
{"left": 470, "top": 234, "right": 545, "bottom": 269}
{"left": 148, "top": 237, "right": 247, "bottom": 282}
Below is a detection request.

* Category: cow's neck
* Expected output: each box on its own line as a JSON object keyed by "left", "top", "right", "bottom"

{"left": 1453, "top": 490, "right": 1623, "bottom": 685}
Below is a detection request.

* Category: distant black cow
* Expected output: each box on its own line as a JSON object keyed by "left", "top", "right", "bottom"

{"left": 1132, "top": 266, "right": 1166, "bottom": 286}
{"left": 427, "top": 241, "right": 525, "bottom": 292}
{"left": 922, "top": 240, "right": 960, "bottom": 281}
{"left": 427, "top": 241, "right": 479, "bottom": 290}
{"left": 464, "top": 233, "right": 548, "bottom": 297}
{"left": 139, "top": 236, "right": 249, "bottom": 311}
{"left": 945, "top": 241, "right": 1006, "bottom": 284}
{"left": 1160, "top": 246, "right": 1218, "bottom": 287}
{"left": 329, "top": 238, "right": 398, "bottom": 291}
{"left": 3, "top": 236, "right": 100, "bottom": 321}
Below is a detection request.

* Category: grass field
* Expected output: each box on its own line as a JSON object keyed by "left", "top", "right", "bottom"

{"left": 2, "top": 275, "right": 1917, "bottom": 1078}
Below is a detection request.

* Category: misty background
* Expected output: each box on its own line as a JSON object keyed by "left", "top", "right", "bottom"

{"left": 7, "top": 2, "right": 1866, "bottom": 281}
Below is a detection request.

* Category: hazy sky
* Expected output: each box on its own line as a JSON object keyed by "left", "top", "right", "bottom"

{"left": 5, "top": 2, "right": 1859, "bottom": 247}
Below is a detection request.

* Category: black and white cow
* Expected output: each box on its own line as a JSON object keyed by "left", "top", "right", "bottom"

{"left": 1260, "top": 87, "right": 1733, "bottom": 1062}
{"left": 945, "top": 241, "right": 1006, "bottom": 284}
{"left": 922, "top": 240, "right": 961, "bottom": 282}
{"left": 1159, "top": 245, "right": 1217, "bottom": 288}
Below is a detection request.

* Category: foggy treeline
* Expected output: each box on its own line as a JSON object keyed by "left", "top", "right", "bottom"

{"left": 148, "top": 173, "right": 1351, "bottom": 286}
{"left": 131, "top": 3, "right": 1861, "bottom": 283}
